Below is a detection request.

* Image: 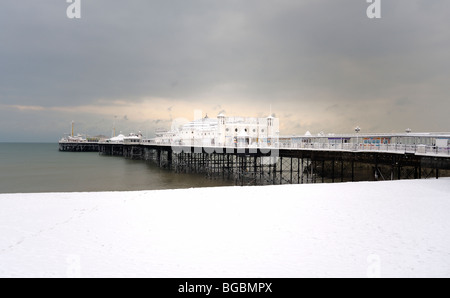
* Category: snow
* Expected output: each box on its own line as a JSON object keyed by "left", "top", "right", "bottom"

{"left": 109, "top": 134, "right": 125, "bottom": 142}
{"left": 0, "top": 179, "right": 449, "bottom": 278}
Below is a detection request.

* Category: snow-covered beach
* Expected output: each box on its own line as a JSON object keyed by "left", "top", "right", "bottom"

{"left": 1, "top": 179, "right": 449, "bottom": 278}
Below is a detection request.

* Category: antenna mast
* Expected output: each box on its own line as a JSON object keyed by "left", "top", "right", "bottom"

{"left": 113, "top": 115, "right": 117, "bottom": 137}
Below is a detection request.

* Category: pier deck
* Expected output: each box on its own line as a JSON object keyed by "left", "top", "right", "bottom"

{"left": 59, "top": 142, "right": 100, "bottom": 152}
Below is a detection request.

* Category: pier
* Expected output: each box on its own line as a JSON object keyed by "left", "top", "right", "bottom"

{"left": 59, "top": 142, "right": 100, "bottom": 152}
{"left": 60, "top": 138, "right": 450, "bottom": 185}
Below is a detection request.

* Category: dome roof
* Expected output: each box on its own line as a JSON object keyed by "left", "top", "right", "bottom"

{"left": 110, "top": 134, "right": 125, "bottom": 142}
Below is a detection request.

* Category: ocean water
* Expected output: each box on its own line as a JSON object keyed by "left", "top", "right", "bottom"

{"left": 0, "top": 143, "right": 232, "bottom": 194}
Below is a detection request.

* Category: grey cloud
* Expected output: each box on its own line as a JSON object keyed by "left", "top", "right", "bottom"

{"left": 0, "top": 0, "right": 449, "bottom": 141}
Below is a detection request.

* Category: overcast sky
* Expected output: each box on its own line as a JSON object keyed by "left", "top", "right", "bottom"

{"left": 1, "top": 0, "right": 449, "bottom": 141}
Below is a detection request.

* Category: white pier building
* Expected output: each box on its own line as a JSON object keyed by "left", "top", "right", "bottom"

{"left": 155, "top": 113, "right": 280, "bottom": 147}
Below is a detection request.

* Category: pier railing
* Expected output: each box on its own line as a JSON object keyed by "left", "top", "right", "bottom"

{"left": 277, "top": 142, "right": 450, "bottom": 156}
{"left": 62, "top": 139, "right": 450, "bottom": 157}
{"left": 275, "top": 142, "right": 449, "bottom": 156}
{"left": 139, "top": 139, "right": 450, "bottom": 157}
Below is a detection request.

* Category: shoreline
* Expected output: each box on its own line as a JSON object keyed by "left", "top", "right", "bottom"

{"left": 0, "top": 178, "right": 446, "bottom": 196}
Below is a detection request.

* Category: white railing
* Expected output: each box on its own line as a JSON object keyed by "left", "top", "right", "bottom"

{"left": 278, "top": 142, "right": 450, "bottom": 156}
{"left": 113, "top": 139, "right": 450, "bottom": 157}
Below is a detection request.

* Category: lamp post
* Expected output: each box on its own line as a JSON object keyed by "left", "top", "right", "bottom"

{"left": 113, "top": 115, "right": 117, "bottom": 137}
{"left": 406, "top": 128, "right": 413, "bottom": 151}
{"left": 355, "top": 126, "right": 361, "bottom": 150}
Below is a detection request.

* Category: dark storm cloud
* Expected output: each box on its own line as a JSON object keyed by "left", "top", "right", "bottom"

{"left": 0, "top": 0, "right": 449, "bottom": 141}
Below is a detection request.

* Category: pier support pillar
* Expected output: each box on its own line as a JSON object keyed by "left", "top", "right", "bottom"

{"left": 167, "top": 149, "right": 173, "bottom": 169}
{"left": 351, "top": 160, "right": 355, "bottom": 182}
{"left": 290, "top": 158, "right": 293, "bottom": 184}
{"left": 331, "top": 159, "right": 335, "bottom": 183}
{"left": 374, "top": 155, "right": 379, "bottom": 181}
{"left": 272, "top": 158, "right": 277, "bottom": 185}
{"left": 322, "top": 160, "right": 325, "bottom": 183}
{"left": 157, "top": 149, "right": 161, "bottom": 167}
{"left": 306, "top": 159, "right": 309, "bottom": 183}
{"left": 254, "top": 156, "right": 258, "bottom": 184}
{"left": 301, "top": 158, "right": 304, "bottom": 184}
{"left": 279, "top": 157, "right": 283, "bottom": 185}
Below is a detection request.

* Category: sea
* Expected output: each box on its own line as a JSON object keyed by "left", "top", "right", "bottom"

{"left": 0, "top": 143, "right": 233, "bottom": 194}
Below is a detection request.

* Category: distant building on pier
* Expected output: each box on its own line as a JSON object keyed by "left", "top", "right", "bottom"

{"left": 156, "top": 113, "right": 280, "bottom": 147}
